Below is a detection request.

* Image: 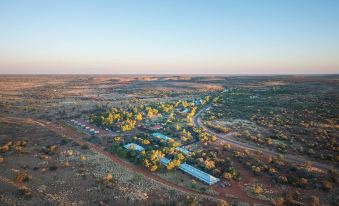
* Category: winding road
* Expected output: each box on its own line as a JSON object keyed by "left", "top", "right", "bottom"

{"left": 193, "top": 104, "right": 334, "bottom": 171}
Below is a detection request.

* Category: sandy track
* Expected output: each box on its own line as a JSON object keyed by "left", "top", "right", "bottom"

{"left": 0, "top": 115, "right": 269, "bottom": 205}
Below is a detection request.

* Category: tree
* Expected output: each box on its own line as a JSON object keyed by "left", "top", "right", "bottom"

{"left": 303, "top": 161, "right": 312, "bottom": 170}
{"left": 217, "top": 200, "right": 229, "bottom": 206}
{"left": 269, "top": 168, "right": 277, "bottom": 174}
{"left": 223, "top": 143, "right": 231, "bottom": 150}
{"left": 223, "top": 172, "right": 232, "bottom": 180}
{"left": 150, "top": 165, "right": 158, "bottom": 172}
{"left": 176, "top": 124, "right": 181, "bottom": 131}
{"left": 176, "top": 153, "right": 185, "bottom": 161}
{"left": 253, "top": 185, "right": 263, "bottom": 194}
{"left": 142, "top": 139, "right": 150, "bottom": 145}
{"left": 204, "top": 159, "right": 215, "bottom": 170}
{"left": 0, "top": 144, "right": 9, "bottom": 153}
{"left": 113, "top": 136, "right": 121, "bottom": 143}
{"left": 136, "top": 113, "right": 143, "bottom": 121}
{"left": 128, "top": 144, "right": 136, "bottom": 150}
{"left": 322, "top": 180, "right": 332, "bottom": 191}
{"left": 310, "top": 195, "right": 320, "bottom": 206}
{"left": 144, "top": 159, "right": 151, "bottom": 168}
{"left": 298, "top": 178, "right": 308, "bottom": 188}
{"left": 167, "top": 161, "right": 175, "bottom": 170}
{"left": 210, "top": 136, "right": 217, "bottom": 142}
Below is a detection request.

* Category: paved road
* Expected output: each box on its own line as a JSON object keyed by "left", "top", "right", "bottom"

{"left": 193, "top": 104, "right": 334, "bottom": 171}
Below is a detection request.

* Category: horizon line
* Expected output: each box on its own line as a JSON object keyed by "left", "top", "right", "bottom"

{"left": 0, "top": 73, "right": 338, "bottom": 76}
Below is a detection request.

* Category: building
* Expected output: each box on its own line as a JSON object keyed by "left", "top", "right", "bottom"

{"left": 123, "top": 143, "right": 145, "bottom": 152}
{"left": 160, "top": 157, "right": 171, "bottom": 165}
{"left": 152, "top": 133, "right": 173, "bottom": 141}
{"left": 179, "top": 163, "right": 220, "bottom": 185}
{"left": 181, "top": 108, "right": 189, "bottom": 113}
{"left": 159, "top": 157, "right": 220, "bottom": 185}
{"left": 175, "top": 147, "right": 191, "bottom": 155}
{"left": 150, "top": 125, "right": 162, "bottom": 131}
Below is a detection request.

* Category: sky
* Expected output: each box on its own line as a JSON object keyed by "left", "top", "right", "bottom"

{"left": 0, "top": 0, "right": 338, "bottom": 74}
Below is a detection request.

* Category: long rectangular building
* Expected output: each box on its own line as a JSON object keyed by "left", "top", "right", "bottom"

{"left": 123, "top": 143, "right": 145, "bottom": 152}
{"left": 152, "top": 133, "right": 173, "bottom": 141}
{"left": 179, "top": 163, "right": 220, "bottom": 185}
{"left": 175, "top": 147, "right": 191, "bottom": 155}
{"left": 159, "top": 157, "right": 219, "bottom": 185}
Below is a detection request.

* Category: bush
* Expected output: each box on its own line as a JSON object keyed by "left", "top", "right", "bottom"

{"left": 18, "top": 186, "right": 32, "bottom": 199}
{"left": 15, "top": 172, "right": 30, "bottom": 183}
{"left": 322, "top": 180, "right": 332, "bottom": 191}
{"left": 0, "top": 145, "right": 9, "bottom": 153}
{"left": 217, "top": 200, "right": 229, "bottom": 206}
{"left": 253, "top": 185, "right": 263, "bottom": 194}
{"left": 49, "top": 165, "right": 58, "bottom": 171}
{"left": 81, "top": 144, "right": 89, "bottom": 150}
{"left": 310, "top": 195, "right": 320, "bottom": 206}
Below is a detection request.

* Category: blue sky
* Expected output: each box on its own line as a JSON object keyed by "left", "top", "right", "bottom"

{"left": 0, "top": 0, "right": 338, "bottom": 74}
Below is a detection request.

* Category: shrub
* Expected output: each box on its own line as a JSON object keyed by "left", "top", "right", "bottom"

{"left": 273, "top": 197, "right": 285, "bottom": 206}
{"left": 253, "top": 185, "right": 263, "bottom": 194}
{"left": 15, "top": 172, "right": 30, "bottom": 183}
{"left": 0, "top": 145, "right": 9, "bottom": 153}
{"left": 310, "top": 195, "right": 320, "bottom": 206}
{"left": 102, "top": 173, "right": 113, "bottom": 182}
{"left": 49, "top": 165, "right": 58, "bottom": 171}
{"left": 81, "top": 144, "right": 89, "bottom": 150}
{"left": 18, "top": 186, "right": 32, "bottom": 199}
{"left": 48, "top": 145, "right": 58, "bottom": 154}
{"left": 322, "top": 180, "right": 332, "bottom": 191}
{"left": 15, "top": 146, "right": 23, "bottom": 154}
{"left": 217, "top": 200, "right": 229, "bottom": 206}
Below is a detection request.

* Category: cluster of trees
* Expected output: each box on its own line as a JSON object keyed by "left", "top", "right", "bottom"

{"left": 273, "top": 191, "right": 321, "bottom": 206}
{"left": 159, "top": 102, "right": 174, "bottom": 114}
{"left": 187, "top": 148, "right": 239, "bottom": 180}
{"left": 205, "top": 122, "right": 230, "bottom": 133}
{"left": 193, "top": 127, "right": 217, "bottom": 145}
{"left": 90, "top": 107, "right": 143, "bottom": 131}
{"left": 166, "top": 153, "right": 185, "bottom": 170}
{"left": 119, "top": 119, "right": 137, "bottom": 131}
{"left": 186, "top": 107, "right": 197, "bottom": 124}
{"left": 145, "top": 106, "right": 159, "bottom": 119}
{"left": 143, "top": 150, "right": 164, "bottom": 172}
{"left": 180, "top": 128, "right": 193, "bottom": 142}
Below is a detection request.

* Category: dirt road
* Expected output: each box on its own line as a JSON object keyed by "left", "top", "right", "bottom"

{"left": 0, "top": 115, "right": 269, "bottom": 205}
{"left": 36, "top": 119, "right": 268, "bottom": 205}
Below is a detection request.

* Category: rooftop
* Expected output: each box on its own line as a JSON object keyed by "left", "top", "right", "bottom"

{"left": 152, "top": 133, "right": 173, "bottom": 141}
{"left": 175, "top": 147, "right": 191, "bottom": 155}
{"left": 123, "top": 143, "right": 145, "bottom": 152}
{"left": 179, "top": 163, "right": 220, "bottom": 185}
{"left": 159, "top": 157, "right": 219, "bottom": 185}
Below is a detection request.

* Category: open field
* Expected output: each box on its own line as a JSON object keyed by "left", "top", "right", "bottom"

{"left": 0, "top": 75, "right": 338, "bottom": 206}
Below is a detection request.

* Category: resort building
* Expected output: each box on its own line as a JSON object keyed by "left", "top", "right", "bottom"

{"left": 152, "top": 133, "right": 173, "bottom": 141}
{"left": 123, "top": 143, "right": 145, "bottom": 152}
{"left": 159, "top": 157, "right": 220, "bottom": 185}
